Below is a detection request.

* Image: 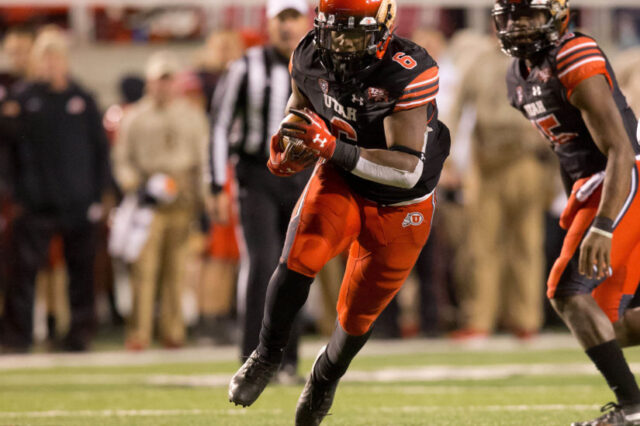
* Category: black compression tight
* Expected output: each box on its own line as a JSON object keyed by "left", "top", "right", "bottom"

{"left": 313, "top": 322, "right": 372, "bottom": 383}
{"left": 257, "top": 263, "right": 314, "bottom": 364}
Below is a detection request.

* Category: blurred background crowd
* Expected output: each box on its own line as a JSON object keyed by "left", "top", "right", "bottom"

{"left": 0, "top": 0, "right": 639, "bottom": 356}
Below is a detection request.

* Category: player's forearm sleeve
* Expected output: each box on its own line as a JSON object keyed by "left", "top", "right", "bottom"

{"left": 351, "top": 157, "right": 424, "bottom": 189}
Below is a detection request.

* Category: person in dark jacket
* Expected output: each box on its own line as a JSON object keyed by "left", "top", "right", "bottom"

{"left": 0, "top": 26, "right": 35, "bottom": 333}
{"left": 0, "top": 27, "right": 111, "bottom": 353}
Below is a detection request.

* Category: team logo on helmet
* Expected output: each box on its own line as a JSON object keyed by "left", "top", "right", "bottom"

{"left": 402, "top": 212, "right": 424, "bottom": 228}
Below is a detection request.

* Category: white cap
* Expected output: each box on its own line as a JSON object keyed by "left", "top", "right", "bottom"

{"left": 145, "top": 51, "right": 180, "bottom": 80}
{"left": 266, "top": 0, "right": 309, "bottom": 18}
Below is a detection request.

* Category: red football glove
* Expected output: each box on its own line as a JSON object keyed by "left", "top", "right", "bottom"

{"left": 281, "top": 108, "right": 337, "bottom": 159}
{"left": 267, "top": 132, "right": 316, "bottom": 176}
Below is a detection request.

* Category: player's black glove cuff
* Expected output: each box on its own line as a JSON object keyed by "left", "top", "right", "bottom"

{"left": 330, "top": 141, "right": 360, "bottom": 171}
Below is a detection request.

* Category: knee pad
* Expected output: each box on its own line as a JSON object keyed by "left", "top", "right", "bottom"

{"left": 286, "top": 235, "right": 333, "bottom": 277}
{"left": 338, "top": 313, "right": 373, "bottom": 337}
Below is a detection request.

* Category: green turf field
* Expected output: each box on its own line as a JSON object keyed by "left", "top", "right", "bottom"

{"left": 1, "top": 335, "right": 638, "bottom": 425}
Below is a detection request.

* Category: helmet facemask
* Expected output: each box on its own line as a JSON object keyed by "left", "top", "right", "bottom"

{"left": 492, "top": 0, "right": 566, "bottom": 60}
{"left": 314, "top": 12, "right": 391, "bottom": 82}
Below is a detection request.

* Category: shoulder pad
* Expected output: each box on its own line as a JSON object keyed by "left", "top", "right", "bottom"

{"left": 382, "top": 38, "right": 439, "bottom": 112}
{"left": 553, "top": 32, "right": 610, "bottom": 98}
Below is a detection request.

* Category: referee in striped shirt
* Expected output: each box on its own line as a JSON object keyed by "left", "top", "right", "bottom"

{"left": 208, "top": 0, "right": 311, "bottom": 382}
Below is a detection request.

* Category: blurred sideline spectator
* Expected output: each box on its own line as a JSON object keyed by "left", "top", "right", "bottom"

{"left": 174, "top": 68, "right": 241, "bottom": 344}
{"left": 195, "top": 30, "right": 244, "bottom": 113}
{"left": 0, "top": 25, "right": 34, "bottom": 330}
{"left": 448, "top": 37, "right": 554, "bottom": 340}
{"left": 112, "top": 51, "right": 208, "bottom": 350}
{"left": 198, "top": 164, "right": 240, "bottom": 345}
{"left": 374, "top": 29, "right": 457, "bottom": 338}
{"left": 191, "top": 31, "right": 245, "bottom": 345}
{"left": 207, "top": 0, "right": 311, "bottom": 381}
{"left": 413, "top": 28, "right": 462, "bottom": 336}
{"left": 614, "top": 47, "right": 640, "bottom": 114}
{"left": 1, "top": 27, "right": 110, "bottom": 352}
{"left": 98, "top": 73, "right": 144, "bottom": 336}
{"left": 103, "top": 75, "right": 145, "bottom": 144}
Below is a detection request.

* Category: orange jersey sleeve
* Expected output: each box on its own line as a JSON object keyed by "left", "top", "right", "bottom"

{"left": 556, "top": 35, "right": 612, "bottom": 99}
{"left": 393, "top": 65, "right": 439, "bottom": 113}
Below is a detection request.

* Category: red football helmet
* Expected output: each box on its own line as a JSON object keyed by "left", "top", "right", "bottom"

{"left": 314, "top": 0, "right": 397, "bottom": 81}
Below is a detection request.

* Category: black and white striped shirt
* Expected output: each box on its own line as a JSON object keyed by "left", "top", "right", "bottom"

{"left": 208, "top": 45, "right": 292, "bottom": 193}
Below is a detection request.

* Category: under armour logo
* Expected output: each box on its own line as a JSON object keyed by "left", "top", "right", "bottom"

{"left": 532, "top": 86, "right": 542, "bottom": 97}
{"left": 352, "top": 94, "right": 364, "bottom": 106}
{"left": 313, "top": 134, "right": 327, "bottom": 148}
{"left": 402, "top": 212, "right": 424, "bottom": 228}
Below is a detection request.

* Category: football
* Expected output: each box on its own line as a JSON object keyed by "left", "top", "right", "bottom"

{"left": 279, "top": 113, "right": 318, "bottom": 167}
{"left": 278, "top": 112, "right": 305, "bottom": 150}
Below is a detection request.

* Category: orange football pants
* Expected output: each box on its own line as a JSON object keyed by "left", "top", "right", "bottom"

{"left": 282, "top": 165, "right": 435, "bottom": 336}
{"left": 547, "top": 158, "right": 640, "bottom": 322}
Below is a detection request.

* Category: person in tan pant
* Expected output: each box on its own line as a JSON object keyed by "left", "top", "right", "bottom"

{"left": 449, "top": 42, "right": 554, "bottom": 339}
{"left": 113, "top": 52, "right": 208, "bottom": 349}
{"left": 614, "top": 48, "right": 640, "bottom": 116}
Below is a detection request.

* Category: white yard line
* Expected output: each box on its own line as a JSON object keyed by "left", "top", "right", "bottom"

{"left": 0, "top": 408, "right": 283, "bottom": 418}
{"left": 1, "top": 362, "right": 625, "bottom": 387}
{"left": 375, "top": 404, "right": 601, "bottom": 413}
{"left": 0, "top": 333, "right": 580, "bottom": 371}
{"left": 147, "top": 362, "right": 636, "bottom": 387}
{"left": 0, "top": 405, "right": 601, "bottom": 419}
{"left": 363, "top": 384, "right": 600, "bottom": 394}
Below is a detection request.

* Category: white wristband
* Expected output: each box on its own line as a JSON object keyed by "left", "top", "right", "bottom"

{"left": 589, "top": 227, "right": 613, "bottom": 239}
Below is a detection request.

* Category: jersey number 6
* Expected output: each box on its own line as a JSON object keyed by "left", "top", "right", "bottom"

{"left": 393, "top": 52, "right": 417, "bottom": 70}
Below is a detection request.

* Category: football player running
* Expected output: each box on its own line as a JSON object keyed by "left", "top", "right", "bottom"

{"left": 227, "top": 0, "right": 450, "bottom": 424}
{"left": 493, "top": 0, "right": 640, "bottom": 425}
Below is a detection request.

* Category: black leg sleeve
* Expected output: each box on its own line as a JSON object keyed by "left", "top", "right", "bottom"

{"left": 282, "top": 311, "right": 303, "bottom": 368}
{"left": 257, "top": 263, "right": 313, "bottom": 364}
{"left": 314, "top": 322, "right": 372, "bottom": 384}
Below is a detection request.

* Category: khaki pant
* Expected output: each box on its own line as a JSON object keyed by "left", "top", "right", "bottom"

{"left": 460, "top": 156, "right": 547, "bottom": 332}
{"left": 127, "top": 207, "right": 192, "bottom": 344}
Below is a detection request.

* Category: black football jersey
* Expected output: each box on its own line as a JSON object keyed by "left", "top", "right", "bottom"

{"left": 506, "top": 31, "right": 638, "bottom": 190}
{"left": 290, "top": 31, "right": 450, "bottom": 205}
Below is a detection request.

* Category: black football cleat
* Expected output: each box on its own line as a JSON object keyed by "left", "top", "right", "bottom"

{"left": 295, "top": 348, "right": 339, "bottom": 426}
{"left": 571, "top": 402, "right": 640, "bottom": 425}
{"left": 228, "top": 350, "right": 279, "bottom": 407}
